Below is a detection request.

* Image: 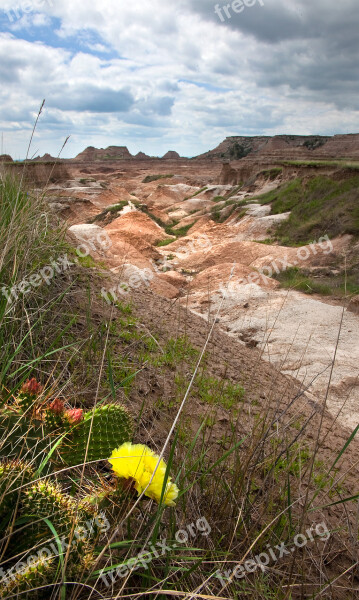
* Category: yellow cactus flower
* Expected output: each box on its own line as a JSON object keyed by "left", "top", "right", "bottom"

{"left": 109, "top": 442, "right": 179, "bottom": 506}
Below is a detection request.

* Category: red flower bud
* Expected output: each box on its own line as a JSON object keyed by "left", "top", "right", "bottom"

{"left": 65, "top": 408, "right": 84, "bottom": 425}
{"left": 21, "top": 378, "right": 43, "bottom": 396}
{"left": 49, "top": 398, "right": 65, "bottom": 415}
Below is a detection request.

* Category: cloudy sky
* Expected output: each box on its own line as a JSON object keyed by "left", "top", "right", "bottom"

{"left": 0, "top": 0, "right": 358, "bottom": 158}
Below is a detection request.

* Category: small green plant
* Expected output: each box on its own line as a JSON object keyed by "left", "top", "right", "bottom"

{"left": 267, "top": 445, "right": 310, "bottom": 481}
{"left": 77, "top": 254, "right": 97, "bottom": 268}
{"left": 152, "top": 336, "right": 198, "bottom": 368}
{"left": 166, "top": 222, "right": 195, "bottom": 237}
{"left": 116, "top": 300, "right": 133, "bottom": 315}
{"left": 196, "top": 375, "right": 244, "bottom": 409}
{"left": 257, "top": 238, "right": 274, "bottom": 245}
{"left": 156, "top": 238, "right": 174, "bottom": 247}
{"left": 259, "top": 167, "right": 283, "bottom": 180}
{"left": 228, "top": 142, "right": 251, "bottom": 159}
{"left": 211, "top": 208, "right": 222, "bottom": 222}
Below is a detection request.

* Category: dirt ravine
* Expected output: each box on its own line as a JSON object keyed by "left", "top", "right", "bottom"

{"left": 51, "top": 159, "right": 359, "bottom": 431}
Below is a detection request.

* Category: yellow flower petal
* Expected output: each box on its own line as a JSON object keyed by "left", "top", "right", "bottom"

{"left": 109, "top": 443, "right": 179, "bottom": 506}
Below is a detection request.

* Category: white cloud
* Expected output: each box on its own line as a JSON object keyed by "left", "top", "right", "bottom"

{"left": 0, "top": 0, "right": 358, "bottom": 158}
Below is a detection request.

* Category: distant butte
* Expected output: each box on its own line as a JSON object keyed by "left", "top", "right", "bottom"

{"left": 134, "top": 151, "right": 151, "bottom": 160}
{"left": 162, "top": 150, "right": 181, "bottom": 159}
{"left": 32, "top": 153, "right": 57, "bottom": 162}
{"left": 73, "top": 146, "right": 133, "bottom": 161}
{"left": 0, "top": 154, "right": 13, "bottom": 162}
{"left": 72, "top": 146, "right": 184, "bottom": 161}
{"left": 69, "top": 135, "right": 359, "bottom": 162}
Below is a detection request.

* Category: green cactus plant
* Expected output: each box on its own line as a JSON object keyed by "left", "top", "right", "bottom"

{"left": 1, "top": 381, "right": 133, "bottom": 470}
{"left": 0, "top": 380, "right": 135, "bottom": 597}
{"left": 2, "top": 479, "right": 104, "bottom": 598}
{"left": 0, "top": 409, "right": 62, "bottom": 469}
{"left": 60, "top": 403, "right": 133, "bottom": 467}
{"left": 0, "top": 459, "right": 34, "bottom": 519}
{"left": 0, "top": 378, "right": 50, "bottom": 466}
{"left": 22, "top": 480, "right": 102, "bottom": 543}
{"left": 0, "top": 555, "right": 55, "bottom": 599}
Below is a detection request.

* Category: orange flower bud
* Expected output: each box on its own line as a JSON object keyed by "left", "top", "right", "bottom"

{"left": 65, "top": 408, "right": 84, "bottom": 425}
{"left": 49, "top": 398, "right": 65, "bottom": 415}
{"left": 21, "top": 378, "right": 43, "bottom": 396}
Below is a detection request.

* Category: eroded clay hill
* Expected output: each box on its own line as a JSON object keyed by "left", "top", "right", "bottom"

{"left": 46, "top": 156, "right": 359, "bottom": 430}
{"left": 197, "top": 133, "right": 359, "bottom": 160}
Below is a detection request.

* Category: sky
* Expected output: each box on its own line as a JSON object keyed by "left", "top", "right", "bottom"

{"left": 0, "top": 0, "right": 358, "bottom": 159}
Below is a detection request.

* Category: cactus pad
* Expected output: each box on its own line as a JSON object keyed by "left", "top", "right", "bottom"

{"left": 60, "top": 403, "right": 133, "bottom": 467}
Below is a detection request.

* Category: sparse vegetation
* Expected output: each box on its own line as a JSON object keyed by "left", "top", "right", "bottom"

{"left": 255, "top": 175, "right": 359, "bottom": 244}
{"left": 283, "top": 159, "right": 359, "bottom": 169}
{"left": 274, "top": 266, "right": 359, "bottom": 297}
{"left": 169, "top": 222, "right": 195, "bottom": 237}
{"left": 303, "top": 137, "right": 327, "bottom": 151}
{"left": 142, "top": 173, "right": 174, "bottom": 183}
{"left": 151, "top": 335, "right": 198, "bottom": 368}
{"left": 139, "top": 205, "right": 195, "bottom": 238}
{"left": 184, "top": 186, "right": 208, "bottom": 200}
{"left": 211, "top": 197, "right": 248, "bottom": 223}
{"left": 88, "top": 201, "right": 128, "bottom": 223}
{"left": 156, "top": 238, "right": 174, "bottom": 247}
{"left": 228, "top": 141, "right": 251, "bottom": 159}
{"left": 258, "top": 167, "right": 283, "bottom": 180}
{"left": 273, "top": 267, "right": 333, "bottom": 295}
{"left": 257, "top": 238, "right": 275, "bottom": 245}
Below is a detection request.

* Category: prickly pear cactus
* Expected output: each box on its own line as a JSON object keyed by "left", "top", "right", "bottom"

{"left": 0, "top": 409, "right": 59, "bottom": 468}
{"left": 60, "top": 403, "right": 133, "bottom": 467}
{"left": 0, "top": 379, "right": 133, "bottom": 598}
{"left": 4, "top": 479, "right": 102, "bottom": 592}
{"left": 0, "top": 378, "right": 49, "bottom": 465}
{"left": 23, "top": 480, "right": 76, "bottom": 531}
{"left": 1, "top": 381, "right": 133, "bottom": 471}
{"left": 0, "top": 459, "right": 33, "bottom": 519}
{"left": 0, "top": 555, "right": 55, "bottom": 599}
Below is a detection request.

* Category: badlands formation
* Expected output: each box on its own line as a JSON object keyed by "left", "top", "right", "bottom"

{"left": 37, "top": 136, "right": 359, "bottom": 430}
